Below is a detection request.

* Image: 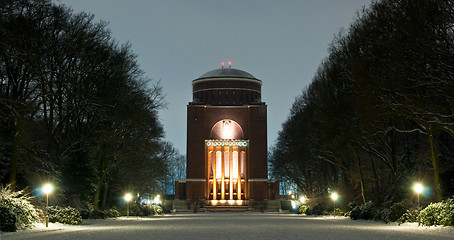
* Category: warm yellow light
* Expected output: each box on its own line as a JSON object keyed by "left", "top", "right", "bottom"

{"left": 299, "top": 196, "right": 306, "bottom": 204}
{"left": 236, "top": 200, "right": 243, "bottom": 205}
{"left": 153, "top": 195, "right": 162, "bottom": 205}
{"left": 212, "top": 200, "right": 218, "bottom": 205}
{"left": 220, "top": 200, "right": 226, "bottom": 204}
{"left": 228, "top": 200, "right": 235, "bottom": 205}
{"left": 291, "top": 194, "right": 295, "bottom": 199}
{"left": 124, "top": 193, "right": 132, "bottom": 202}
{"left": 331, "top": 192, "right": 339, "bottom": 201}
{"left": 221, "top": 120, "right": 233, "bottom": 139}
{"left": 413, "top": 183, "right": 423, "bottom": 194}
{"left": 42, "top": 183, "right": 53, "bottom": 194}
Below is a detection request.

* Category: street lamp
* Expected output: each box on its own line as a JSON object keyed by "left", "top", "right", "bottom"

{"left": 413, "top": 183, "right": 423, "bottom": 208}
{"left": 153, "top": 194, "right": 161, "bottom": 205}
{"left": 42, "top": 183, "right": 53, "bottom": 227}
{"left": 124, "top": 193, "right": 132, "bottom": 217}
{"left": 331, "top": 192, "right": 339, "bottom": 216}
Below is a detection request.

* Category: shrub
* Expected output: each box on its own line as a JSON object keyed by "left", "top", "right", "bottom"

{"left": 349, "top": 201, "right": 376, "bottom": 220}
{"left": 386, "top": 201, "right": 411, "bottom": 223}
{"left": 79, "top": 209, "right": 91, "bottom": 219}
{"left": 419, "top": 199, "right": 454, "bottom": 226}
{"left": 399, "top": 208, "right": 420, "bottom": 223}
{"left": 91, "top": 209, "right": 106, "bottom": 219}
{"left": 0, "top": 204, "right": 17, "bottom": 232}
{"left": 299, "top": 205, "right": 309, "bottom": 214}
{"left": 47, "top": 206, "right": 82, "bottom": 225}
{"left": 0, "top": 185, "right": 40, "bottom": 231}
{"left": 105, "top": 207, "right": 120, "bottom": 218}
{"left": 305, "top": 203, "right": 326, "bottom": 215}
{"left": 152, "top": 205, "right": 163, "bottom": 215}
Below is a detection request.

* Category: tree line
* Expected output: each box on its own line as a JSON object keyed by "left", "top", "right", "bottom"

{"left": 0, "top": 0, "right": 184, "bottom": 210}
{"left": 270, "top": 0, "right": 454, "bottom": 207}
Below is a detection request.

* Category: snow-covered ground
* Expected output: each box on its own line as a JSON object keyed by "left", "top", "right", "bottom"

{"left": 2, "top": 213, "right": 453, "bottom": 240}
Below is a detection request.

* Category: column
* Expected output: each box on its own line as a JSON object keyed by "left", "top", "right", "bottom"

{"left": 221, "top": 147, "right": 225, "bottom": 200}
{"left": 229, "top": 146, "right": 233, "bottom": 200}
{"left": 212, "top": 151, "right": 216, "bottom": 200}
{"left": 237, "top": 150, "right": 241, "bottom": 200}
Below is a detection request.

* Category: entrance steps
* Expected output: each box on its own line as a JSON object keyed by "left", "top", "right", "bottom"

{"left": 205, "top": 205, "right": 250, "bottom": 212}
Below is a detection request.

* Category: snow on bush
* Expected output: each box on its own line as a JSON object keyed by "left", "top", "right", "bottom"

{"left": 419, "top": 198, "right": 454, "bottom": 226}
{"left": 399, "top": 208, "right": 419, "bottom": 223}
{"left": 349, "top": 201, "right": 376, "bottom": 220}
{"left": 47, "top": 206, "right": 82, "bottom": 225}
{"left": 0, "top": 185, "right": 40, "bottom": 232}
{"left": 105, "top": 207, "right": 120, "bottom": 218}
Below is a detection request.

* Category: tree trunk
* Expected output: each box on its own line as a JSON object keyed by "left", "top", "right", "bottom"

{"left": 427, "top": 126, "right": 442, "bottom": 201}
{"left": 93, "top": 176, "right": 102, "bottom": 210}
{"left": 8, "top": 119, "right": 20, "bottom": 189}
{"left": 369, "top": 152, "right": 381, "bottom": 206}
{"left": 101, "top": 179, "right": 109, "bottom": 210}
{"left": 356, "top": 148, "right": 367, "bottom": 204}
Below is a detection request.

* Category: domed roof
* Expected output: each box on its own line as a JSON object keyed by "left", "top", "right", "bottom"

{"left": 196, "top": 68, "right": 259, "bottom": 80}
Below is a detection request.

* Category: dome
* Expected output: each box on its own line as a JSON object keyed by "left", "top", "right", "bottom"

{"left": 196, "top": 68, "right": 259, "bottom": 81}
{"left": 191, "top": 67, "right": 263, "bottom": 106}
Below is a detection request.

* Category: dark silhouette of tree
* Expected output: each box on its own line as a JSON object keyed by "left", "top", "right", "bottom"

{"left": 1, "top": 0, "right": 171, "bottom": 209}
{"left": 270, "top": 0, "right": 454, "bottom": 206}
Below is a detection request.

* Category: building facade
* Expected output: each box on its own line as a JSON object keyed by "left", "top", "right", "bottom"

{"left": 175, "top": 67, "right": 279, "bottom": 209}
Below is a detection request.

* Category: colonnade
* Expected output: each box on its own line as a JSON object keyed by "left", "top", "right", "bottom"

{"left": 207, "top": 145, "right": 246, "bottom": 200}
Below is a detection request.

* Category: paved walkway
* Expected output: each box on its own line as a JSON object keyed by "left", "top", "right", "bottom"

{"left": 2, "top": 213, "right": 453, "bottom": 240}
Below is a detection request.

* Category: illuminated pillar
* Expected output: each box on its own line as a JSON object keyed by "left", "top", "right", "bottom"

{"left": 212, "top": 151, "right": 216, "bottom": 200}
{"left": 237, "top": 151, "right": 241, "bottom": 200}
{"left": 221, "top": 147, "right": 225, "bottom": 200}
{"left": 229, "top": 146, "right": 233, "bottom": 200}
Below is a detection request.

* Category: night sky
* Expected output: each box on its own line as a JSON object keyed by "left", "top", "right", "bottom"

{"left": 55, "top": 0, "right": 371, "bottom": 154}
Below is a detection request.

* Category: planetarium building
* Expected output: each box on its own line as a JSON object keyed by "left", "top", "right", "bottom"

{"left": 174, "top": 66, "right": 279, "bottom": 211}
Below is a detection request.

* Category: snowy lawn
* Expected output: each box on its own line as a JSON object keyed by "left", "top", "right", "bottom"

{"left": 1, "top": 212, "right": 453, "bottom": 240}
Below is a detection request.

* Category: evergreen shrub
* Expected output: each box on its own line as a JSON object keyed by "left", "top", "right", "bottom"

{"left": 419, "top": 199, "right": 454, "bottom": 226}
{"left": 0, "top": 186, "right": 40, "bottom": 231}
{"left": 105, "top": 207, "right": 120, "bottom": 218}
{"left": 349, "top": 201, "right": 376, "bottom": 220}
{"left": 47, "top": 206, "right": 82, "bottom": 225}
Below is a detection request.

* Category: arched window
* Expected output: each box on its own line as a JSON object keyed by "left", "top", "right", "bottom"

{"left": 210, "top": 119, "right": 244, "bottom": 139}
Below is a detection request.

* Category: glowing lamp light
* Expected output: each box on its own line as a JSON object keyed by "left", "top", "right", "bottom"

{"left": 299, "top": 196, "right": 307, "bottom": 204}
{"left": 42, "top": 183, "right": 54, "bottom": 227}
{"left": 413, "top": 183, "right": 424, "bottom": 208}
{"left": 331, "top": 192, "right": 339, "bottom": 216}
{"left": 153, "top": 195, "right": 162, "bottom": 205}
{"left": 413, "top": 183, "right": 423, "bottom": 194}
{"left": 330, "top": 192, "right": 339, "bottom": 201}
{"left": 124, "top": 193, "right": 132, "bottom": 217}
{"left": 124, "top": 193, "right": 132, "bottom": 202}
{"left": 42, "top": 183, "right": 53, "bottom": 194}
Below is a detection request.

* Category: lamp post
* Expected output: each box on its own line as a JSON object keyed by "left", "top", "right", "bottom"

{"left": 413, "top": 183, "right": 424, "bottom": 226}
{"left": 124, "top": 193, "right": 132, "bottom": 217}
{"left": 42, "top": 183, "right": 53, "bottom": 227}
{"left": 331, "top": 192, "right": 339, "bottom": 216}
{"left": 413, "top": 183, "right": 423, "bottom": 208}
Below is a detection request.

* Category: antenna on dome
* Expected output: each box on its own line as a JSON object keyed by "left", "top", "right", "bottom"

{"left": 228, "top": 61, "right": 232, "bottom": 68}
{"left": 221, "top": 62, "right": 225, "bottom": 68}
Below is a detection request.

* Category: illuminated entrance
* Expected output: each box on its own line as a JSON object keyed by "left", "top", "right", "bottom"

{"left": 206, "top": 139, "right": 248, "bottom": 200}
